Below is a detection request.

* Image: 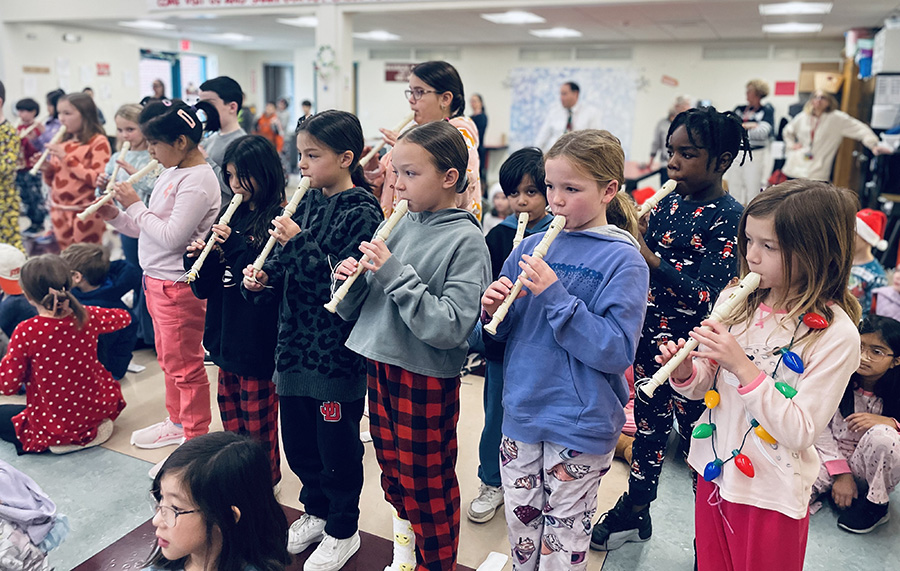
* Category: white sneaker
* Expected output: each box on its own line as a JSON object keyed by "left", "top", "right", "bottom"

{"left": 287, "top": 514, "right": 327, "bottom": 554}
{"left": 49, "top": 419, "right": 114, "bottom": 454}
{"left": 304, "top": 532, "right": 360, "bottom": 571}
{"left": 126, "top": 361, "right": 146, "bottom": 373}
{"left": 467, "top": 484, "right": 504, "bottom": 523}
{"left": 130, "top": 418, "right": 185, "bottom": 449}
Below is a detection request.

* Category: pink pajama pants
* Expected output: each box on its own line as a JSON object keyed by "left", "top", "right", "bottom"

{"left": 143, "top": 275, "right": 210, "bottom": 439}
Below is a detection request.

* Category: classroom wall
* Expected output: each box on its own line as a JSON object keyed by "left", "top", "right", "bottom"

{"left": 1, "top": 20, "right": 843, "bottom": 162}
{"left": 353, "top": 41, "right": 844, "bottom": 161}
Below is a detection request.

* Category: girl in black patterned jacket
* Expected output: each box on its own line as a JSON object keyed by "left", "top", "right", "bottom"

{"left": 242, "top": 111, "right": 383, "bottom": 570}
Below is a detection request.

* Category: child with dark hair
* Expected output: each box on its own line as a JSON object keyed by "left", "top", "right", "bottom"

{"left": 40, "top": 92, "right": 111, "bottom": 249}
{"left": 243, "top": 111, "right": 382, "bottom": 569}
{"left": 99, "top": 100, "right": 220, "bottom": 470}
{"left": 184, "top": 134, "right": 284, "bottom": 485}
{"left": 333, "top": 120, "right": 491, "bottom": 571}
{"left": 146, "top": 431, "right": 290, "bottom": 571}
{"left": 34, "top": 89, "right": 65, "bottom": 152}
{"left": 62, "top": 243, "right": 141, "bottom": 380}
{"left": 813, "top": 315, "right": 900, "bottom": 533}
{"left": 592, "top": 106, "right": 747, "bottom": 552}
{"left": 0, "top": 254, "right": 129, "bottom": 455}
{"left": 467, "top": 147, "right": 555, "bottom": 524}
{"left": 199, "top": 76, "right": 247, "bottom": 208}
{"left": 14, "top": 98, "right": 46, "bottom": 235}
{"left": 0, "top": 81, "right": 22, "bottom": 252}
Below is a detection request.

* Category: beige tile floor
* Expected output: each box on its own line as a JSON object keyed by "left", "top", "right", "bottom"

{"left": 14, "top": 347, "right": 631, "bottom": 569}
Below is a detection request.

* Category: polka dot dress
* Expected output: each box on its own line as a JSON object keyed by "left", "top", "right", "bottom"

{"left": 0, "top": 306, "right": 129, "bottom": 452}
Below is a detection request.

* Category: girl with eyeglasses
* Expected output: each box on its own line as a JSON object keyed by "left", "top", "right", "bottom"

{"left": 812, "top": 314, "right": 900, "bottom": 534}
{"left": 363, "top": 60, "right": 483, "bottom": 222}
{"left": 146, "top": 432, "right": 290, "bottom": 571}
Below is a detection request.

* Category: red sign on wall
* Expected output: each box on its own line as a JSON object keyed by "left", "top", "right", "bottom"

{"left": 97, "top": 63, "right": 110, "bottom": 76}
{"left": 385, "top": 63, "right": 416, "bottom": 83}
{"left": 180, "top": 39, "right": 192, "bottom": 51}
{"left": 774, "top": 81, "right": 796, "bottom": 96}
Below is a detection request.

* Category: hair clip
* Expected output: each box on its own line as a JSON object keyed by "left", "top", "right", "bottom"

{"left": 177, "top": 109, "right": 197, "bottom": 129}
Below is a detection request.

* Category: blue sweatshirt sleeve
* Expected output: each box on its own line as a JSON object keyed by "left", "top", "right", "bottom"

{"left": 536, "top": 260, "right": 649, "bottom": 373}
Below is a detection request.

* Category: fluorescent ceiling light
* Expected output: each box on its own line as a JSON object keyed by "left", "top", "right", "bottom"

{"left": 529, "top": 27, "right": 583, "bottom": 39}
{"left": 220, "top": 32, "right": 253, "bottom": 42}
{"left": 481, "top": 11, "right": 546, "bottom": 25}
{"left": 759, "top": 2, "right": 832, "bottom": 16}
{"left": 119, "top": 20, "right": 175, "bottom": 31}
{"left": 353, "top": 30, "right": 401, "bottom": 41}
{"left": 763, "top": 22, "right": 823, "bottom": 33}
{"left": 278, "top": 16, "right": 318, "bottom": 28}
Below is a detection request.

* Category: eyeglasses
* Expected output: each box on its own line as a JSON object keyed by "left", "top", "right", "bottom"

{"left": 404, "top": 89, "right": 438, "bottom": 101}
{"left": 861, "top": 343, "right": 895, "bottom": 359}
{"left": 151, "top": 500, "right": 198, "bottom": 527}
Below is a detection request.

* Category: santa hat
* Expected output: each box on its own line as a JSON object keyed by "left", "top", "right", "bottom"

{"left": 856, "top": 209, "right": 888, "bottom": 252}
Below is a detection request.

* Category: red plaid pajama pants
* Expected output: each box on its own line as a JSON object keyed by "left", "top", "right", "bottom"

{"left": 367, "top": 359, "right": 461, "bottom": 571}
{"left": 217, "top": 368, "right": 282, "bottom": 484}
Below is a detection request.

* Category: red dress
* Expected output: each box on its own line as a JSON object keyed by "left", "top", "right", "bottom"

{"left": 0, "top": 305, "right": 130, "bottom": 452}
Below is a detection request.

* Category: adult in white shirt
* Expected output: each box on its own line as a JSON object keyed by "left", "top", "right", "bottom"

{"left": 534, "top": 81, "right": 602, "bottom": 151}
{"left": 783, "top": 90, "right": 892, "bottom": 182}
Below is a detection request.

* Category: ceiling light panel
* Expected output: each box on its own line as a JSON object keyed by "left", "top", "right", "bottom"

{"left": 758, "top": 3, "right": 833, "bottom": 16}
{"left": 481, "top": 11, "right": 546, "bottom": 25}
{"left": 529, "top": 27, "right": 583, "bottom": 39}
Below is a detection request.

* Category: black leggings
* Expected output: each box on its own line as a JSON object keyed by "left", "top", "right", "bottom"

{"left": 0, "top": 404, "right": 27, "bottom": 455}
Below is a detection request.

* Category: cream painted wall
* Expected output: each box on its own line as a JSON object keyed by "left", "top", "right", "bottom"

{"left": 1, "top": 21, "right": 843, "bottom": 164}
{"left": 0, "top": 22, "right": 250, "bottom": 135}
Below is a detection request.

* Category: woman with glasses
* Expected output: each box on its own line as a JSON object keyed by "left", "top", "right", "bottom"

{"left": 812, "top": 315, "right": 900, "bottom": 534}
{"left": 364, "top": 60, "right": 483, "bottom": 221}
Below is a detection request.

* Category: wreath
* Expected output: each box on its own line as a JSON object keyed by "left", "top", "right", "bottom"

{"left": 316, "top": 45, "right": 338, "bottom": 83}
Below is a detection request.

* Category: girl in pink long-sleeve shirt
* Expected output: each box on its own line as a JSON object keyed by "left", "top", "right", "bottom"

{"left": 657, "top": 180, "right": 862, "bottom": 571}
{"left": 100, "top": 101, "right": 220, "bottom": 469}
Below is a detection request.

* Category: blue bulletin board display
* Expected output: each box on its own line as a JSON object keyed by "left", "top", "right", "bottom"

{"left": 508, "top": 67, "right": 637, "bottom": 158}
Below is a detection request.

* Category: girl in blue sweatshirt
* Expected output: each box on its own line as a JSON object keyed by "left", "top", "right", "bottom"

{"left": 482, "top": 130, "right": 649, "bottom": 570}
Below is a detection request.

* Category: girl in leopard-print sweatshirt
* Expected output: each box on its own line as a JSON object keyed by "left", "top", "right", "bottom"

{"left": 242, "top": 110, "right": 382, "bottom": 566}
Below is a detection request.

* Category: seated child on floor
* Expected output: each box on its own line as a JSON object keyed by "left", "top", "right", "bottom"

{"left": 0, "top": 254, "right": 129, "bottom": 455}
{"left": 0, "top": 244, "right": 36, "bottom": 351}
{"left": 873, "top": 268, "right": 900, "bottom": 322}
{"left": 61, "top": 243, "right": 141, "bottom": 380}
{"left": 851, "top": 209, "right": 888, "bottom": 318}
{"left": 813, "top": 314, "right": 900, "bottom": 534}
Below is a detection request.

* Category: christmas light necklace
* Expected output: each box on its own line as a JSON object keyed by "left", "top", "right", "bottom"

{"left": 692, "top": 311, "right": 829, "bottom": 481}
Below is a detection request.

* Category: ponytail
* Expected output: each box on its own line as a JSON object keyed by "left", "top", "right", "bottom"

{"left": 20, "top": 255, "right": 88, "bottom": 329}
{"left": 607, "top": 191, "right": 639, "bottom": 239}
{"left": 350, "top": 164, "right": 372, "bottom": 193}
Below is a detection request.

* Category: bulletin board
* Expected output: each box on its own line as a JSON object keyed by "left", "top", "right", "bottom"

{"left": 507, "top": 67, "right": 638, "bottom": 157}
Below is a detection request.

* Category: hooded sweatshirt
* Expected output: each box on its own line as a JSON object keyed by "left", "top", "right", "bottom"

{"left": 242, "top": 187, "right": 383, "bottom": 401}
{"left": 489, "top": 226, "right": 649, "bottom": 456}
{"left": 483, "top": 213, "right": 555, "bottom": 362}
{"left": 338, "top": 208, "right": 492, "bottom": 378}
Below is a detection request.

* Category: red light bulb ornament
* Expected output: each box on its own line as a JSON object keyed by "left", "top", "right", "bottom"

{"left": 802, "top": 312, "right": 828, "bottom": 330}
{"left": 732, "top": 450, "right": 755, "bottom": 478}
